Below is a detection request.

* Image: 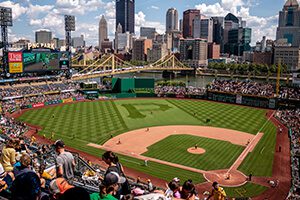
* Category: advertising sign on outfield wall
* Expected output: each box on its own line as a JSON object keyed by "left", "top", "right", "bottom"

{"left": 32, "top": 103, "right": 45, "bottom": 108}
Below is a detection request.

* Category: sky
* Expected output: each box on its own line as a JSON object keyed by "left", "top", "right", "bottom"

{"left": 0, "top": 0, "right": 291, "bottom": 46}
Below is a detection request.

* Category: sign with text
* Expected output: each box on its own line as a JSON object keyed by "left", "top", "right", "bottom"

{"left": 8, "top": 52, "right": 22, "bottom": 62}
{"left": 32, "top": 103, "right": 45, "bottom": 108}
{"left": 9, "top": 62, "right": 23, "bottom": 73}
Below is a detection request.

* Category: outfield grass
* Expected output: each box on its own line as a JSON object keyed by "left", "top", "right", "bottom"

{"left": 224, "top": 182, "right": 268, "bottom": 198}
{"left": 238, "top": 120, "right": 277, "bottom": 176}
{"left": 143, "top": 135, "right": 244, "bottom": 170}
{"left": 167, "top": 99, "right": 267, "bottom": 134}
{"left": 17, "top": 99, "right": 276, "bottom": 197}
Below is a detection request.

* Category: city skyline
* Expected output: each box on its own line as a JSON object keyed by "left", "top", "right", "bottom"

{"left": 0, "top": 0, "right": 287, "bottom": 46}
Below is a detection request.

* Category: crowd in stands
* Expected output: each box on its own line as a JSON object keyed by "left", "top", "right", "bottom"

{"left": 1, "top": 92, "right": 84, "bottom": 113}
{"left": 0, "top": 82, "right": 80, "bottom": 99}
{"left": 279, "top": 87, "right": 300, "bottom": 100}
{"left": 276, "top": 109, "right": 300, "bottom": 199}
{"left": 209, "top": 80, "right": 275, "bottom": 97}
{"left": 155, "top": 86, "right": 206, "bottom": 96}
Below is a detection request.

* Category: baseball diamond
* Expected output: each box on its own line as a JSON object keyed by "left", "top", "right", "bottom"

{"left": 16, "top": 98, "right": 279, "bottom": 198}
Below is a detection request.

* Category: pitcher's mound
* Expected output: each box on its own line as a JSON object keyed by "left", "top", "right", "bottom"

{"left": 187, "top": 147, "right": 206, "bottom": 154}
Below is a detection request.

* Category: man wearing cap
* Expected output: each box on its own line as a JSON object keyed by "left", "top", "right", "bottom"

{"left": 54, "top": 140, "right": 75, "bottom": 183}
{"left": 207, "top": 181, "right": 227, "bottom": 200}
{"left": 90, "top": 172, "right": 126, "bottom": 200}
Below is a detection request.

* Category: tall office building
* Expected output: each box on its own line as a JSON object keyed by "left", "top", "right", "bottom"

{"left": 99, "top": 15, "right": 108, "bottom": 48}
{"left": 72, "top": 35, "right": 85, "bottom": 48}
{"left": 223, "top": 13, "right": 240, "bottom": 44}
{"left": 35, "top": 30, "right": 52, "bottom": 43}
{"left": 116, "top": 0, "right": 135, "bottom": 33}
{"left": 179, "top": 38, "right": 208, "bottom": 67}
{"left": 183, "top": 9, "right": 200, "bottom": 38}
{"left": 192, "top": 15, "right": 201, "bottom": 38}
{"left": 200, "top": 17, "right": 213, "bottom": 43}
{"left": 166, "top": 8, "right": 179, "bottom": 33}
{"left": 132, "top": 39, "right": 152, "bottom": 61}
{"left": 276, "top": 0, "right": 300, "bottom": 46}
{"left": 225, "top": 27, "right": 252, "bottom": 56}
{"left": 140, "top": 27, "right": 156, "bottom": 39}
{"left": 275, "top": 0, "right": 300, "bottom": 70}
{"left": 212, "top": 17, "right": 224, "bottom": 44}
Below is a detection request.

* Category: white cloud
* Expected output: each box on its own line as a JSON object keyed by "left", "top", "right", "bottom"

{"left": 55, "top": 0, "right": 105, "bottom": 15}
{"left": 195, "top": 0, "right": 279, "bottom": 44}
{"left": 0, "top": 1, "right": 27, "bottom": 20}
{"left": 151, "top": 5, "right": 159, "bottom": 10}
{"left": 135, "top": 11, "right": 165, "bottom": 36}
{"left": 26, "top": 4, "right": 54, "bottom": 18}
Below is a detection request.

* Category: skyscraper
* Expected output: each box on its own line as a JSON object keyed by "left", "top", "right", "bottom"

{"left": 166, "top": 8, "right": 179, "bottom": 33}
{"left": 200, "top": 17, "right": 213, "bottom": 43}
{"left": 140, "top": 27, "right": 156, "bottom": 39}
{"left": 276, "top": 0, "right": 300, "bottom": 46}
{"left": 99, "top": 15, "right": 108, "bottom": 48}
{"left": 192, "top": 15, "right": 201, "bottom": 38}
{"left": 116, "top": 0, "right": 135, "bottom": 34}
{"left": 35, "top": 30, "right": 52, "bottom": 43}
{"left": 183, "top": 9, "right": 200, "bottom": 38}
{"left": 212, "top": 17, "right": 224, "bottom": 45}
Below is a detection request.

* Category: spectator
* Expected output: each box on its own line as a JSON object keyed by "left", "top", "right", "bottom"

{"left": 165, "top": 180, "right": 181, "bottom": 199}
{"left": 0, "top": 163, "right": 14, "bottom": 197}
{"left": 180, "top": 180, "right": 198, "bottom": 200}
{"left": 147, "top": 179, "right": 153, "bottom": 192}
{"left": 59, "top": 187, "right": 90, "bottom": 200}
{"left": 90, "top": 172, "right": 126, "bottom": 200}
{"left": 207, "top": 181, "right": 226, "bottom": 200}
{"left": 13, "top": 153, "right": 32, "bottom": 177}
{"left": 0, "top": 139, "right": 16, "bottom": 172}
{"left": 54, "top": 140, "right": 75, "bottom": 183}
{"left": 10, "top": 154, "right": 41, "bottom": 200}
{"left": 102, "top": 151, "right": 131, "bottom": 196}
{"left": 49, "top": 177, "right": 74, "bottom": 199}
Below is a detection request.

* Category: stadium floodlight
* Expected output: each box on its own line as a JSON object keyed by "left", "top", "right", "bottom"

{"left": 0, "top": 6, "right": 13, "bottom": 77}
{"left": 64, "top": 15, "right": 75, "bottom": 31}
{"left": 64, "top": 15, "right": 75, "bottom": 76}
{"left": 0, "top": 7, "right": 12, "bottom": 27}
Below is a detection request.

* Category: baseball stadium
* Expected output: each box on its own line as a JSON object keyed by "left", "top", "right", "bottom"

{"left": 0, "top": 0, "right": 299, "bottom": 199}
{"left": 0, "top": 74, "right": 294, "bottom": 200}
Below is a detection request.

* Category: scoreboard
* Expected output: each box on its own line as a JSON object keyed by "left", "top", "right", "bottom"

{"left": 7, "top": 50, "right": 70, "bottom": 73}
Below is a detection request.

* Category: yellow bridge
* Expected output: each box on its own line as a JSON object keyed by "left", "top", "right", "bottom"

{"left": 71, "top": 53, "right": 193, "bottom": 80}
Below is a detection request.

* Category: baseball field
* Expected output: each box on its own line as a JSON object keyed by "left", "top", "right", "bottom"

{"left": 17, "top": 99, "right": 278, "bottom": 198}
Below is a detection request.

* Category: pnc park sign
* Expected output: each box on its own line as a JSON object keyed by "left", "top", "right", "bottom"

{"left": 27, "top": 43, "right": 55, "bottom": 50}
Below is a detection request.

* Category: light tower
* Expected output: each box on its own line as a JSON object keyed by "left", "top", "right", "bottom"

{"left": 0, "top": 7, "right": 12, "bottom": 77}
{"left": 64, "top": 15, "right": 75, "bottom": 75}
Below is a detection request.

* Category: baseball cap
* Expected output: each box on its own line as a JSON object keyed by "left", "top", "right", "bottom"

{"left": 50, "top": 178, "right": 74, "bottom": 194}
{"left": 54, "top": 140, "right": 65, "bottom": 148}
{"left": 173, "top": 177, "right": 180, "bottom": 182}
{"left": 103, "top": 172, "right": 126, "bottom": 186}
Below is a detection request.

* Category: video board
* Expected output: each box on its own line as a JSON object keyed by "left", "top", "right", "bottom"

{"left": 23, "top": 52, "right": 59, "bottom": 72}
{"left": 22, "top": 51, "right": 69, "bottom": 72}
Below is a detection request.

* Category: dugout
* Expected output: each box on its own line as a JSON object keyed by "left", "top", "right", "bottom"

{"left": 111, "top": 78, "right": 155, "bottom": 97}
